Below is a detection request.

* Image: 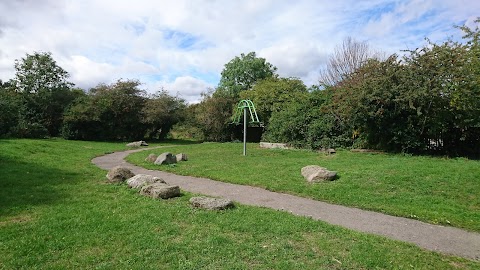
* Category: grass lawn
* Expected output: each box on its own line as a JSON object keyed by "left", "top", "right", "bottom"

{"left": 127, "top": 142, "right": 480, "bottom": 232}
{"left": 1, "top": 139, "right": 479, "bottom": 269}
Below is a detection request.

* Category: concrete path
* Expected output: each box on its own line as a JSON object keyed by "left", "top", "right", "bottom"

{"left": 92, "top": 147, "right": 480, "bottom": 261}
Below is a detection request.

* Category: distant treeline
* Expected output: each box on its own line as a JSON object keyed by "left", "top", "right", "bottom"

{"left": 0, "top": 52, "right": 185, "bottom": 141}
{"left": 1, "top": 20, "right": 479, "bottom": 157}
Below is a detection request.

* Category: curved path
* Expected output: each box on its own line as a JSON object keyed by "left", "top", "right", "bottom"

{"left": 92, "top": 147, "right": 480, "bottom": 261}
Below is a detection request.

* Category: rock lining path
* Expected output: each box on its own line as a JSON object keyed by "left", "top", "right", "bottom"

{"left": 92, "top": 147, "right": 480, "bottom": 261}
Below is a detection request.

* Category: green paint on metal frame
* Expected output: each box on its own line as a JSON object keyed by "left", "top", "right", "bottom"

{"left": 231, "top": 99, "right": 261, "bottom": 125}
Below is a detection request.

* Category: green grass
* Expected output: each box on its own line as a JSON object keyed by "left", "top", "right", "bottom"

{"left": 1, "top": 139, "right": 479, "bottom": 269}
{"left": 127, "top": 142, "right": 480, "bottom": 232}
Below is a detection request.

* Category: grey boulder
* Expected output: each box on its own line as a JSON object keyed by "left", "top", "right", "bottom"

{"left": 145, "top": 153, "right": 158, "bottom": 163}
{"left": 140, "top": 183, "right": 180, "bottom": 199}
{"left": 106, "top": 166, "right": 135, "bottom": 183}
{"left": 126, "top": 174, "right": 166, "bottom": 189}
{"left": 126, "top": 141, "right": 149, "bottom": 148}
{"left": 189, "top": 196, "right": 234, "bottom": 210}
{"left": 176, "top": 153, "right": 188, "bottom": 162}
{"left": 301, "top": 165, "right": 337, "bottom": 182}
{"left": 154, "top": 152, "right": 177, "bottom": 165}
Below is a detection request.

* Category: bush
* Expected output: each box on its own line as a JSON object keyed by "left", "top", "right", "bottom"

{"left": 264, "top": 89, "right": 353, "bottom": 150}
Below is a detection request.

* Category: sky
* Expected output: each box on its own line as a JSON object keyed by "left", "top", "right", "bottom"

{"left": 0, "top": 0, "right": 479, "bottom": 103}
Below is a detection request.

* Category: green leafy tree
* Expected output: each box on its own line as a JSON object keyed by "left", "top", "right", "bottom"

{"left": 184, "top": 52, "right": 277, "bottom": 142}
{"left": 329, "top": 20, "right": 480, "bottom": 155}
{"left": 217, "top": 52, "right": 277, "bottom": 98}
{"left": 240, "top": 77, "right": 307, "bottom": 125}
{"left": 11, "top": 52, "right": 75, "bottom": 137}
{"left": 194, "top": 90, "right": 237, "bottom": 141}
{"left": 0, "top": 80, "right": 21, "bottom": 137}
{"left": 141, "top": 90, "right": 186, "bottom": 139}
{"left": 169, "top": 103, "right": 205, "bottom": 141}
{"left": 397, "top": 37, "right": 480, "bottom": 155}
{"left": 264, "top": 88, "right": 349, "bottom": 149}
{"left": 63, "top": 79, "right": 146, "bottom": 140}
{"left": 330, "top": 56, "right": 406, "bottom": 150}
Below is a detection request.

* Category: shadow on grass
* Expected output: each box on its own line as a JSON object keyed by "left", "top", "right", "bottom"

{"left": 0, "top": 148, "right": 81, "bottom": 218}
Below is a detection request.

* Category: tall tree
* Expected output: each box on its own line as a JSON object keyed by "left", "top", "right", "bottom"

{"left": 11, "top": 52, "right": 75, "bottom": 137}
{"left": 217, "top": 52, "right": 277, "bottom": 98}
{"left": 319, "top": 37, "right": 380, "bottom": 87}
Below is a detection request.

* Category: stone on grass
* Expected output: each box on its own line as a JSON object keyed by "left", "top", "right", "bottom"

{"left": 189, "top": 196, "right": 234, "bottom": 210}
{"left": 126, "top": 140, "right": 149, "bottom": 148}
{"left": 176, "top": 153, "right": 188, "bottom": 162}
{"left": 106, "top": 166, "right": 135, "bottom": 183}
{"left": 145, "top": 153, "right": 158, "bottom": 163}
{"left": 301, "top": 165, "right": 337, "bottom": 182}
{"left": 126, "top": 174, "right": 166, "bottom": 189}
{"left": 259, "top": 142, "right": 290, "bottom": 149}
{"left": 318, "top": 148, "right": 336, "bottom": 154}
{"left": 154, "top": 152, "right": 177, "bottom": 165}
{"left": 326, "top": 148, "right": 336, "bottom": 154}
{"left": 140, "top": 183, "right": 180, "bottom": 199}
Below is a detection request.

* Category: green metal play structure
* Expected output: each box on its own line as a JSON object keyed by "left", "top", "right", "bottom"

{"left": 231, "top": 99, "right": 262, "bottom": 156}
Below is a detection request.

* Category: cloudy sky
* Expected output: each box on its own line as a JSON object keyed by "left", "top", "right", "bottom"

{"left": 0, "top": 0, "right": 478, "bottom": 102}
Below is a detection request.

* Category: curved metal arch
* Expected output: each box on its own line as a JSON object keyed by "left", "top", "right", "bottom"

{"left": 231, "top": 99, "right": 261, "bottom": 125}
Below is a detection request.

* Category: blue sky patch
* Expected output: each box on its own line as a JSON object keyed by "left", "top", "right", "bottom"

{"left": 361, "top": 2, "right": 396, "bottom": 22}
{"left": 162, "top": 29, "right": 211, "bottom": 50}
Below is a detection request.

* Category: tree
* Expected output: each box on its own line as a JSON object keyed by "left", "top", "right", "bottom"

{"left": 169, "top": 103, "right": 205, "bottom": 141}
{"left": 327, "top": 20, "right": 480, "bottom": 156}
{"left": 11, "top": 52, "right": 75, "bottom": 137}
{"left": 264, "top": 88, "right": 349, "bottom": 149}
{"left": 141, "top": 90, "right": 186, "bottom": 139}
{"left": 63, "top": 79, "right": 146, "bottom": 140}
{"left": 217, "top": 52, "right": 277, "bottom": 98}
{"left": 239, "top": 77, "right": 308, "bottom": 125}
{"left": 12, "top": 52, "right": 73, "bottom": 93}
{"left": 193, "top": 90, "right": 237, "bottom": 141}
{"left": 0, "top": 80, "right": 21, "bottom": 137}
{"left": 319, "top": 37, "right": 380, "bottom": 87}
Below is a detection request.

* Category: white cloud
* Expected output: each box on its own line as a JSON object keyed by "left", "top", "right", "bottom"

{"left": 0, "top": 0, "right": 479, "bottom": 102}
{"left": 160, "top": 76, "right": 213, "bottom": 104}
{"left": 260, "top": 42, "right": 327, "bottom": 79}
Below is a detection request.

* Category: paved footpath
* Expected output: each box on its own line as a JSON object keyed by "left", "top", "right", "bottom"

{"left": 92, "top": 147, "right": 480, "bottom": 261}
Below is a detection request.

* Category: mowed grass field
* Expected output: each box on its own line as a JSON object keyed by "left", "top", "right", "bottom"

{"left": 128, "top": 142, "right": 480, "bottom": 232}
{"left": 1, "top": 139, "right": 479, "bottom": 269}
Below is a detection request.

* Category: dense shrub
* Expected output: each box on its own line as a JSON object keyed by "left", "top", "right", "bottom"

{"left": 264, "top": 89, "right": 352, "bottom": 149}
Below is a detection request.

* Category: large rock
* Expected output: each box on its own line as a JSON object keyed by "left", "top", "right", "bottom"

{"left": 259, "top": 142, "right": 290, "bottom": 149}
{"left": 154, "top": 152, "right": 177, "bottom": 165}
{"left": 126, "top": 174, "right": 166, "bottom": 189}
{"left": 126, "top": 141, "right": 149, "bottom": 148}
{"left": 189, "top": 196, "right": 234, "bottom": 210}
{"left": 301, "top": 165, "right": 337, "bottom": 182}
{"left": 145, "top": 153, "right": 158, "bottom": 163}
{"left": 140, "top": 183, "right": 180, "bottom": 199}
{"left": 106, "top": 166, "right": 135, "bottom": 183}
{"left": 176, "top": 153, "right": 188, "bottom": 162}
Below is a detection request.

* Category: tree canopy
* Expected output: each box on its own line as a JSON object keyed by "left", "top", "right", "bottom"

{"left": 9, "top": 52, "right": 76, "bottom": 137}
{"left": 263, "top": 20, "right": 480, "bottom": 157}
{"left": 1, "top": 20, "right": 479, "bottom": 157}
{"left": 240, "top": 77, "right": 307, "bottom": 125}
{"left": 62, "top": 80, "right": 186, "bottom": 141}
{"left": 319, "top": 37, "right": 380, "bottom": 87}
{"left": 217, "top": 52, "right": 277, "bottom": 98}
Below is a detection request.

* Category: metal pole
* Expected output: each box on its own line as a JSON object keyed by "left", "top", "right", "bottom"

{"left": 243, "top": 107, "right": 247, "bottom": 156}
